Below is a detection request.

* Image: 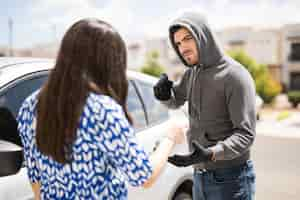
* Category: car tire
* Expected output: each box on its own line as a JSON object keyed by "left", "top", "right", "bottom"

{"left": 174, "top": 192, "right": 192, "bottom": 200}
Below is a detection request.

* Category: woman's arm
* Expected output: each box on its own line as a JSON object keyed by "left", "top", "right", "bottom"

{"left": 142, "top": 137, "right": 175, "bottom": 188}
{"left": 31, "top": 182, "right": 41, "bottom": 200}
{"left": 143, "top": 123, "right": 186, "bottom": 188}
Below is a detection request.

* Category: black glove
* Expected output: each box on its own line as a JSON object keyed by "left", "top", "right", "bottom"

{"left": 168, "top": 141, "right": 213, "bottom": 167}
{"left": 153, "top": 73, "right": 173, "bottom": 101}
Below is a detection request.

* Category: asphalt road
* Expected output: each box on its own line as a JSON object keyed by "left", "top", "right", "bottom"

{"left": 252, "top": 134, "right": 300, "bottom": 200}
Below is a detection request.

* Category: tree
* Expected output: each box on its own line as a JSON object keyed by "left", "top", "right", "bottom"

{"left": 227, "top": 50, "right": 265, "bottom": 80}
{"left": 140, "top": 51, "right": 165, "bottom": 77}
{"left": 228, "top": 50, "right": 281, "bottom": 103}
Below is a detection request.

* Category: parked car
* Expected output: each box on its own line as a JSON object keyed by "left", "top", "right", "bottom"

{"left": 0, "top": 57, "right": 193, "bottom": 200}
{"left": 256, "top": 95, "right": 264, "bottom": 120}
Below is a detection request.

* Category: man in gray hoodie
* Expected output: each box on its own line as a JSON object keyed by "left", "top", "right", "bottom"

{"left": 153, "top": 12, "right": 256, "bottom": 200}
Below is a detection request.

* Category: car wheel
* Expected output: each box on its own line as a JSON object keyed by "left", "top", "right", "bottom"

{"left": 174, "top": 192, "right": 192, "bottom": 200}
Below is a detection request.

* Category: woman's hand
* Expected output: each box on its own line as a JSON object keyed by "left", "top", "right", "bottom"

{"left": 143, "top": 119, "right": 188, "bottom": 188}
{"left": 166, "top": 120, "right": 188, "bottom": 145}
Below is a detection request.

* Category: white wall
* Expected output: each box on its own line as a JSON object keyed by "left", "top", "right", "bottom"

{"left": 246, "top": 30, "right": 281, "bottom": 65}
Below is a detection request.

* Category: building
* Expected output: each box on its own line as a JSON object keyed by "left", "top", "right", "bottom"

{"left": 0, "top": 43, "right": 58, "bottom": 59}
{"left": 17, "top": 43, "right": 58, "bottom": 58}
{"left": 281, "top": 24, "right": 300, "bottom": 90}
{"left": 127, "top": 39, "right": 147, "bottom": 70}
{"left": 143, "top": 37, "right": 173, "bottom": 69}
{"left": 217, "top": 26, "right": 252, "bottom": 52}
{"left": 127, "top": 37, "right": 185, "bottom": 80}
{"left": 247, "top": 29, "right": 282, "bottom": 82}
{"left": 217, "top": 26, "right": 282, "bottom": 83}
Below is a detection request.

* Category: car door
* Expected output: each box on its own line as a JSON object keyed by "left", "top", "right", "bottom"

{"left": 0, "top": 71, "right": 49, "bottom": 200}
{"left": 127, "top": 78, "right": 189, "bottom": 200}
{"left": 0, "top": 73, "right": 148, "bottom": 200}
{"left": 126, "top": 80, "right": 148, "bottom": 131}
{"left": 126, "top": 78, "right": 170, "bottom": 154}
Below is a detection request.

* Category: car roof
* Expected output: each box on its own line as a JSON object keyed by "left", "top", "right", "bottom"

{"left": 0, "top": 57, "right": 157, "bottom": 87}
{"left": 0, "top": 57, "right": 53, "bottom": 69}
{"left": 0, "top": 58, "right": 54, "bottom": 87}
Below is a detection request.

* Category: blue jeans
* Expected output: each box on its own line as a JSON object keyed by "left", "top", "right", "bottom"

{"left": 193, "top": 160, "right": 255, "bottom": 200}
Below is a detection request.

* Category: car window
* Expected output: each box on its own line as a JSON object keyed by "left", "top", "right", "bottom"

{"left": 0, "top": 107, "right": 21, "bottom": 146}
{"left": 0, "top": 75, "right": 48, "bottom": 117}
{"left": 135, "top": 80, "right": 169, "bottom": 126}
{"left": 127, "top": 81, "right": 147, "bottom": 131}
{"left": 0, "top": 74, "right": 48, "bottom": 146}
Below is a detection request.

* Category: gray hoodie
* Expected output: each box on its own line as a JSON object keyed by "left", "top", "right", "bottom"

{"left": 165, "top": 12, "right": 256, "bottom": 170}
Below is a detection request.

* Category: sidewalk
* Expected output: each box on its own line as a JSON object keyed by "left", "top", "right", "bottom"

{"left": 260, "top": 107, "right": 298, "bottom": 119}
{"left": 256, "top": 107, "right": 300, "bottom": 138}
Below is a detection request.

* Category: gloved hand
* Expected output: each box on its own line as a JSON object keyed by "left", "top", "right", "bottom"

{"left": 168, "top": 140, "right": 213, "bottom": 167}
{"left": 153, "top": 73, "right": 173, "bottom": 101}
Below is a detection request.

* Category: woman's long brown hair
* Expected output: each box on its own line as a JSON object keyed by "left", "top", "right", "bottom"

{"left": 36, "top": 19, "right": 132, "bottom": 163}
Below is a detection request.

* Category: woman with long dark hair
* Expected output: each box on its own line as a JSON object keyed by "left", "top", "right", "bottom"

{"left": 17, "top": 19, "right": 185, "bottom": 199}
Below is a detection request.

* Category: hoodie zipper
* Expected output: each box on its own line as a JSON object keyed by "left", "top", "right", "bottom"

{"left": 197, "top": 65, "right": 203, "bottom": 117}
{"left": 190, "top": 65, "right": 203, "bottom": 121}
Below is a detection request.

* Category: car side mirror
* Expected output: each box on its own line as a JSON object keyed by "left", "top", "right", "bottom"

{"left": 0, "top": 140, "right": 23, "bottom": 177}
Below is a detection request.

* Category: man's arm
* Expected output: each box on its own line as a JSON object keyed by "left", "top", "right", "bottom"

{"left": 210, "top": 68, "right": 256, "bottom": 160}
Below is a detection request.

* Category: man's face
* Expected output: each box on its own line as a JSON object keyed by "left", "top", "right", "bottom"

{"left": 173, "top": 27, "right": 199, "bottom": 65}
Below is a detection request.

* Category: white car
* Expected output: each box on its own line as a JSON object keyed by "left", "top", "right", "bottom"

{"left": 0, "top": 57, "right": 193, "bottom": 200}
{"left": 256, "top": 95, "right": 264, "bottom": 120}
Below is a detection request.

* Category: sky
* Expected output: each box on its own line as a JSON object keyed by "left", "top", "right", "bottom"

{"left": 1, "top": 0, "right": 300, "bottom": 48}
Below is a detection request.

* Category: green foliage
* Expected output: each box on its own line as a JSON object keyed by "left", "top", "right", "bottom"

{"left": 228, "top": 50, "right": 281, "bottom": 104}
{"left": 256, "top": 74, "right": 282, "bottom": 104}
{"left": 140, "top": 51, "right": 165, "bottom": 77}
{"left": 287, "top": 91, "right": 300, "bottom": 108}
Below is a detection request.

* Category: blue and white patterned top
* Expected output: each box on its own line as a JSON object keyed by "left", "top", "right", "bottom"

{"left": 17, "top": 91, "right": 153, "bottom": 200}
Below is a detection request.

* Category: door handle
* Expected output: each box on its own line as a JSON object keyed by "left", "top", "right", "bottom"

{"left": 152, "top": 140, "right": 160, "bottom": 152}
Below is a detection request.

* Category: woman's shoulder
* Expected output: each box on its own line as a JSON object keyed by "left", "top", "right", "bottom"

{"left": 86, "top": 92, "right": 123, "bottom": 115}
{"left": 19, "top": 90, "right": 40, "bottom": 114}
{"left": 85, "top": 93, "right": 130, "bottom": 131}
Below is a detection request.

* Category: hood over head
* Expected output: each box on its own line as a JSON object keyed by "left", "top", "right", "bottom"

{"left": 169, "top": 12, "right": 225, "bottom": 68}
